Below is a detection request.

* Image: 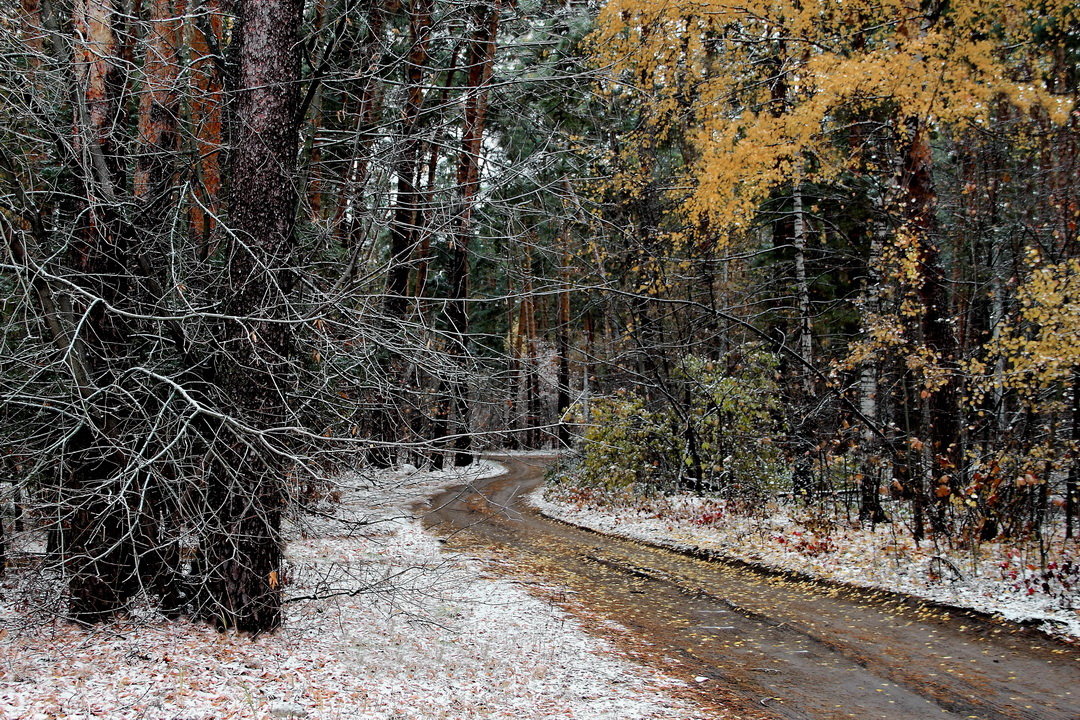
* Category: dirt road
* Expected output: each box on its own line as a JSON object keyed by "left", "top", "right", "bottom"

{"left": 419, "top": 455, "right": 1080, "bottom": 720}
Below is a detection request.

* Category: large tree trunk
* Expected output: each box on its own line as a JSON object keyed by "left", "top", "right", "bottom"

{"left": 129, "top": 0, "right": 184, "bottom": 610}
{"left": 901, "top": 120, "right": 959, "bottom": 535}
{"left": 203, "top": 0, "right": 303, "bottom": 634}
{"left": 134, "top": 0, "right": 180, "bottom": 217}
{"left": 443, "top": 0, "right": 500, "bottom": 466}
{"left": 65, "top": 0, "right": 138, "bottom": 623}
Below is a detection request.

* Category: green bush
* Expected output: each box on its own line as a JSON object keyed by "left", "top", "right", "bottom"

{"left": 570, "top": 391, "right": 663, "bottom": 489}
{"left": 671, "top": 350, "right": 786, "bottom": 498}
{"left": 568, "top": 347, "right": 787, "bottom": 499}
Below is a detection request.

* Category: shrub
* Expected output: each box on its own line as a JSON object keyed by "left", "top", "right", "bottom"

{"left": 670, "top": 350, "right": 787, "bottom": 499}
{"left": 567, "top": 346, "right": 787, "bottom": 500}
{"left": 570, "top": 391, "right": 664, "bottom": 489}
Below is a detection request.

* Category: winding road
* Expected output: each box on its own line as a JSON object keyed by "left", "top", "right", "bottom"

{"left": 418, "top": 455, "right": 1080, "bottom": 720}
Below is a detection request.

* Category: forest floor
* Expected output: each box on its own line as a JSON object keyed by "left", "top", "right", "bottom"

{"left": 0, "top": 461, "right": 709, "bottom": 720}
{"left": 534, "top": 483, "right": 1080, "bottom": 642}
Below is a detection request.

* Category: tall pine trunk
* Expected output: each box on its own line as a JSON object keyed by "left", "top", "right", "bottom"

{"left": 443, "top": 0, "right": 500, "bottom": 466}
{"left": 188, "top": 0, "right": 224, "bottom": 259}
{"left": 203, "top": 0, "right": 303, "bottom": 633}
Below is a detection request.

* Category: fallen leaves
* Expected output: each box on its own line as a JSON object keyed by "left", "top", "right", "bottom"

{"left": 537, "top": 484, "right": 1080, "bottom": 641}
{"left": 1, "top": 462, "right": 707, "bottom": 720}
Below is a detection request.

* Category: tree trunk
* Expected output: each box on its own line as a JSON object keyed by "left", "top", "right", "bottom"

{"left": 203, "top": 0, "right": 303, "bottom": 634}
{"left": 556, "top": 223, "right": 572, "bottom": 448}
{"left": 128, "top": 0, "right": 185, "bottom": 608}
{"left": 792, "top": 178, "right": 813, "bottom": 393}
{"left": 332, "top": 0, "right": 387, "bottom": 251}
{"left": 858, "top": 199, "right": 889, "bottom": 525}
{"left": 412, "top": 44, "right": 459, "bottom": 306}
{"left": 65, "top": 0, "right": 140, "bottom": 623}
{"left": 444, "top": 0, "right": 500, "bottom": 465}
{"left": 1068, "top": 370, "right": 1079, "bottom": 539}
{"left": 134, "top": 0, "right": 180, "bottom": 216}
{"left": 901, "top": 120, "right": 959, "bottom": 532}
{"left": 386, "top": 0, "right": 433, "bottom": 318}
{"left": 188, "top": 0, "right": 224, "bottom": 258}
{"left": 526, "top": 281, "right": 542, "bottom": 449}
{"left": 366, "top": 0, "right": 436, "bottom": 468}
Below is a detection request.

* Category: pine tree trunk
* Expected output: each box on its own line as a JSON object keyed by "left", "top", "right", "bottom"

{"left": 188, "top": 0, "right": 224, "bottom": 258}
{"left": 445, "top": 0, "right": 500, "bottom": 465}
{"left": 203, "top": 0, "right": 303, "bottom": 634}
{"left": 128, "top": 0, "right": 184, "bottom": 607}
{"left": 65, "top": 0, "right": 139, "bottom": 623}
{"left": 386, "top": 0, "right": 433, "bottom": 317}
{"left": 134, "top": 0, "right": 180, "bottom": 216}
{"left": 901, "top": 120, "right": 959, "bottom": 533}
{"left": 412, "top": 47, "right": 459, "bottom": 305}
{"left": 333, "top": 0, "right": 386, "bottom": 251}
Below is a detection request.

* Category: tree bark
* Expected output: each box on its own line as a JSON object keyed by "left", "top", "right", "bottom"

{"left": 65, "top": 0, "right": 139, "bottom": 623}
{"left": 1068, "top": 370, "right": 1079, "bottom": 539}
{"left": 134, "top": 0, "right": 181, "bottom": 210}
{"left": 901, "top": 120, "right": 959, "bottom": 533}
{"left": 188, "top": 0, "right": 224, "bottom": 258}
{"left": 386, "top": 0, "right": 433, "bottom": 318}
{"left": 203, "top": 0, "right": 303, "bottom": 634}
{"left": 556, "top": 222, "right": 572, "bottom": 448}
{"left": 444, "top": 0, "right": 500, "bottom": 465}
{"left": 792, "top": 177, "right": 813, "bottom": 394}
{"left": 332, "top": 0, "right": 387, "bottom": 251}
{"left": 858, "top": 193, "right": 889, "bottom": 525}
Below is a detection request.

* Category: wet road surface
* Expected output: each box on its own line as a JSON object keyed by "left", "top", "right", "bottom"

{"left": 419, "top": 455, "right": 1080, "bottom": 720}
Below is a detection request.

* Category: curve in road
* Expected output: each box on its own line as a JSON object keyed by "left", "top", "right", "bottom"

{"left": 419, "top": 455, "right": 1080, "bottom": 720}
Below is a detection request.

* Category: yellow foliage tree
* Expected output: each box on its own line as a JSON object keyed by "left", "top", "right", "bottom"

{"left": 590, "top": 0, "right": 1076, "bottom": 244}
{"left": 981, "top": 254, "right": 1080, "bottom": 397}
{"left": 591, "top": 0, "right": 1078, "bottom": 538}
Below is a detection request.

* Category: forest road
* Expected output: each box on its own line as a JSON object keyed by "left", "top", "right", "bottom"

{"left": 418, "top": 455, "right": 1080, "bottom": 720}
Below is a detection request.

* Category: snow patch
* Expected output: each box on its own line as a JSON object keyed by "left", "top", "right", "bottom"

{"left": 532, "top": 485, "right": 1080, "bottom": 642}
{"left": 0, "top": 462, "right": 708, "bottom": 720}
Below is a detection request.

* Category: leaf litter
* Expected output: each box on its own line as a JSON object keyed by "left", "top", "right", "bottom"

{"left": 534, "top": 484, "right": 1080, "bottom": 642}
{"left": 0, "top": 461, "right": 710, "bottom": 720}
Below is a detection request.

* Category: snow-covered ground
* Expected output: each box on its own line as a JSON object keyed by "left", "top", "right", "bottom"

{"left": 533, "top": 483, "right": 1080, "bottom": 642}
{"left": 0, "top": 461, "right": 710, "bottom": 720}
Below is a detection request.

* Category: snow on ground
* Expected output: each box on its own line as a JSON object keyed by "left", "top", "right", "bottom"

{"left": 533, "top": 483, "right": 1080, "bottom": 641}
{"left": 0, "top": 461, "right": 710, "bottom": 720}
